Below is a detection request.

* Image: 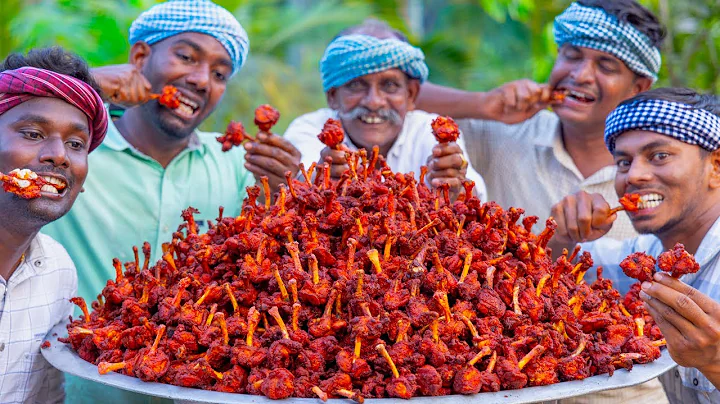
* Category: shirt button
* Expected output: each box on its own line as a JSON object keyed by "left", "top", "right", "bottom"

{"left": 675, "top": 370, "right": 680, "bottom": 378}
{"left": 34, "top": 260, "right": 43, "bottom": 267}
{"left": 693, "top": 378, "right": 699, "bottom": 386}
{"left": 0, "top": 342, "right": 4, "bottom": 352}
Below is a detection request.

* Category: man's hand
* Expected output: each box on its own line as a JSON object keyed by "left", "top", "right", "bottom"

{"left": 244, "top": 132, "right": 301, "bottom": 192}
{"left": 640, "top": 274, "right": 720, "bottom": 386}
{"left": 479, "top": 79, "right": 553, "bottom": 124}
{"left": 551, "top": 191, "right": 616, "bottom": 246}
{"left": 91, "top": 64, "right": 152, "bottom": 107}
{"left": 318, "top": 146, "right": 350, "bottom": 179}
{"left": 426, "top": 142, "right": 468, "bottom": 197}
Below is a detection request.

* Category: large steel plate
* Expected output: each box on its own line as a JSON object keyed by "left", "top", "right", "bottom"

{"left": 43, "top": 322, "right": 676, "bottom": 404}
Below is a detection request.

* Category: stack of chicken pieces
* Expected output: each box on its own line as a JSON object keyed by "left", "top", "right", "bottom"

{"left": 62, "top": 109, "right": 681, "bottom": 401}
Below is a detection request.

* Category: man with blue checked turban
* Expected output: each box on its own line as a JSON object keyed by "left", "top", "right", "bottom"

{"left": 414, "top": 1, "right": 668, "bottom": 402}
{"left": 44, "top": 2, "right": 301, "bottom": 403}
{"left": 551, "top": 88, "right": 720, "bottom": 404}
{"left": 284, "top": 18, "right": 487, "bottom": 201}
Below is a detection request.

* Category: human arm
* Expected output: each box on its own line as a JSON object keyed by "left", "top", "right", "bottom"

{"left": 91, "top": 64, "right": 152, "bottom": 106}
{"left": 417, "top": 80, "right": 553, "bottom": 124}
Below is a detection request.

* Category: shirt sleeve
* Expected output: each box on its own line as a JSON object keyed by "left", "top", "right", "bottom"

{"left": 283, "top": 110, "right": 329, "bottom": 170}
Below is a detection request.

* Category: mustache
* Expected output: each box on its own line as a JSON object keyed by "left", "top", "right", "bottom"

{"left": 338, "top": 106, "right": 402, "bottom": 126}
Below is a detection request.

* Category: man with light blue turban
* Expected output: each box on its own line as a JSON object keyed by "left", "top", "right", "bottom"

{"left": 414, "top": 0, "right": 664, "bottom": 238}
{"left": 45, "top": 2, "right": 301, "bottom": 402}
{"left": 285, "top": 19, "right": 487, "bottom": 201}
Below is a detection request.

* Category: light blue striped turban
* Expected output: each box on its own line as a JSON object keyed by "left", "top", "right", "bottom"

{"left": 320, "top": 34, "right": 429, "bottom": 92}
{"left": 554, "top": 2, "right": 661, "bottom": 82}
{"left": 129, "top": 0, "right": 249, "bottom": 76}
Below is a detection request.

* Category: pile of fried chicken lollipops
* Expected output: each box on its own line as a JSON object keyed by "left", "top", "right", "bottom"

{"left": 61, "top": 108, "right": 695, "bottom": 401}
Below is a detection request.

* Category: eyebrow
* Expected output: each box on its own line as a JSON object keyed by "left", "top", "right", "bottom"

{"left": 12, "top": 113, "right": 89, "bottom": 135}
{"left": 598, "top": 55, "right": 621, "bottom": 66}
{"left": 174, "top": 38, "right": 233, "bottom": 69}
{"left": 614, "top": 140, "right": 673, "bottom": 157}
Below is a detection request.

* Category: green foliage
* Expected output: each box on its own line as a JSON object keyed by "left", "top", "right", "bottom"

{"left": 1, "top": 0, "right": 717, "bottom": 134}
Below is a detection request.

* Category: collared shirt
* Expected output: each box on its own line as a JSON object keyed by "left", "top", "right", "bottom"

{"left": 0, "top": 234, "right": 76, "bottom": 404}
{"left": 284, "top": 108, "right": 488, "bottom": 201}
{"left": 580, "top": 216, "right": 720, "bottom": 403}
{"left": 43, "top": 119, "right": 254, "bottom": 304}
{"left": 458, "top": 111, "right": 636, "bottom": 240}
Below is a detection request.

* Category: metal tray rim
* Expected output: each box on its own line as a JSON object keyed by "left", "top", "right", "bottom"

{"left": 42, "top": 322, "right": 677, "bottom": 404}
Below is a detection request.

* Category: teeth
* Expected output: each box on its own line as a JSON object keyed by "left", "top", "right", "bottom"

{"left": 41, "top": 176, "right": 66, "bottom": 187}
{"left": 177, "top": 94, "right": 198, "bottom": 109}
{"left": 360, "top": 115, "right": 385, "bottom": 124}
{"left": 41, "top": 185, "right": 59, "bottom": 194}
{"left": 637, "top": 193, "right": 664, "bottom": 209}
{"left": 569, "top": 90, "right": 593, "bottom": 101}
{"left": 176, "top": 104, "right": 194, "bottom": 117}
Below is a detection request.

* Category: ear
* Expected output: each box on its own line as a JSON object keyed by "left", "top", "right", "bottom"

{"left": 630, "top": 76, "right": 653, "bottom": 97}
{"left": 326, "top": 88, "right": 340, "bottom": 110}
{"left": 405, "top": 79, "right": 421, "bottom": 111}
{"left": 128, "top": 41, "right": 152, "bottom": 70}
{"left": 706, "top": 149, "right": 720, "bottom": 189}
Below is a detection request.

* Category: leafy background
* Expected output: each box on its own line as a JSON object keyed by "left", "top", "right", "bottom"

{"left": 1, "top": 0, "right": 717, "bottom": 133}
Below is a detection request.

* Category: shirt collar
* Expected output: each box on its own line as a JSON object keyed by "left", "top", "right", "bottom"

{"left": 6, "top": 235, "right": 47, "bottom": 285}
{"left": 534, "top": 116, "right": 616, "bottom": 185}
{"left": 101, "top": 118, "right": 204, "bottom": 154}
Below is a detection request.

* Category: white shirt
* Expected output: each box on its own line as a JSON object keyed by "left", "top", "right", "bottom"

{"left": 458, "top": 111, "right": 637, "bottom": 240}
{"left": 284, "top": 108, "right": 488, "bottom": 201}
{"left": 581, "top": 216, "right": 720, "bottom": 403}
{"left": 0, "top": 233, "right": 77, "bottom": 404}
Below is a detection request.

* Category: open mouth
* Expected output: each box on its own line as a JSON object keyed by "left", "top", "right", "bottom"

{"left": 636, "top": 193, "right": 664, "bottom": 210}
{"left": 557, "top": 88, "right": 597, "bottom": 104}
{"left": 39, "top": 175, "right": 68, "bottom": 196}
{"left": 174, "top": 93, "right": 200, "bottom": 119}
{"left": 358, "top": 114, "right": 387, "bottom": 125}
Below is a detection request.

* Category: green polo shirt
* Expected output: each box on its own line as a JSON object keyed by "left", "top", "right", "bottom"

{"left": 45, "top": 120, "right": 253, "bottom": 303}
{"left": 43, "top": 119, "right": 253, "bottom": 403}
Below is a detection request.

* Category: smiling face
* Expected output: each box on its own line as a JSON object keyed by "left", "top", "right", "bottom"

{"left": 327, "top": 69, "right": 419, "bottom": 154}
{"left": 613, "top": 130, "right": 717, "bottom": 237}
{"left": 0, "top": 97, "right": 90, "bottom": 224}
{"left": 549, "top": 45, "right": 652, "bottom": 130}
{"left": 133, "top": 32, "right": 233, "bottom": 139}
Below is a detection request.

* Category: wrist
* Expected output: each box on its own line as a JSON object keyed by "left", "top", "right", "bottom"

{"left": 698, "top": 361, "right": 720, "bottom": 376}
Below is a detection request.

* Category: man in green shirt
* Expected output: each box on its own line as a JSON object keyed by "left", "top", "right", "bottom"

{"left": 42, "top": 1, "right": 300, "bottom": 402}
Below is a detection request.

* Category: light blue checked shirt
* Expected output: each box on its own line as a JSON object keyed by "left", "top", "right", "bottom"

{"left": 581, "top": 216, "right": 720, "bottom": 404}
{"left": 0, "top": 234, "right": 76, "bottom": 404}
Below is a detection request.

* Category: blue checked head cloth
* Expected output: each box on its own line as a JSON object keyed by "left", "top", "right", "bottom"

{"left": 320, "top": 34, "right": 429, "bottom": 92}
{"left": 129, "top": 0, "right": 249, "bottom": 76}
{"left": 605, "top": 98, "right": 720, "bottom": 153}
{"left": 554, "top": 2, "right": 661, "bottom": 82}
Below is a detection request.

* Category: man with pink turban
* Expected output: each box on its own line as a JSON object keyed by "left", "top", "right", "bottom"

{"left": 0, "top": 47, "right": 107, "bottom": 404}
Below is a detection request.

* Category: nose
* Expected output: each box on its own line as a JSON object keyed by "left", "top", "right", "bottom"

{"left": 185, "top": 63, "right": 210, "bottom": 93}
{"left": 38, "top": 137, "right": 70, "bottom": 168}
{"left": 361, "top": 84, "right": 387, "bottom": 111}
{"left": 624, "top": 159, "right": 654, "bottom": 189}
{"left": 570, "top": 59, "right": 595, "bottom": 85}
